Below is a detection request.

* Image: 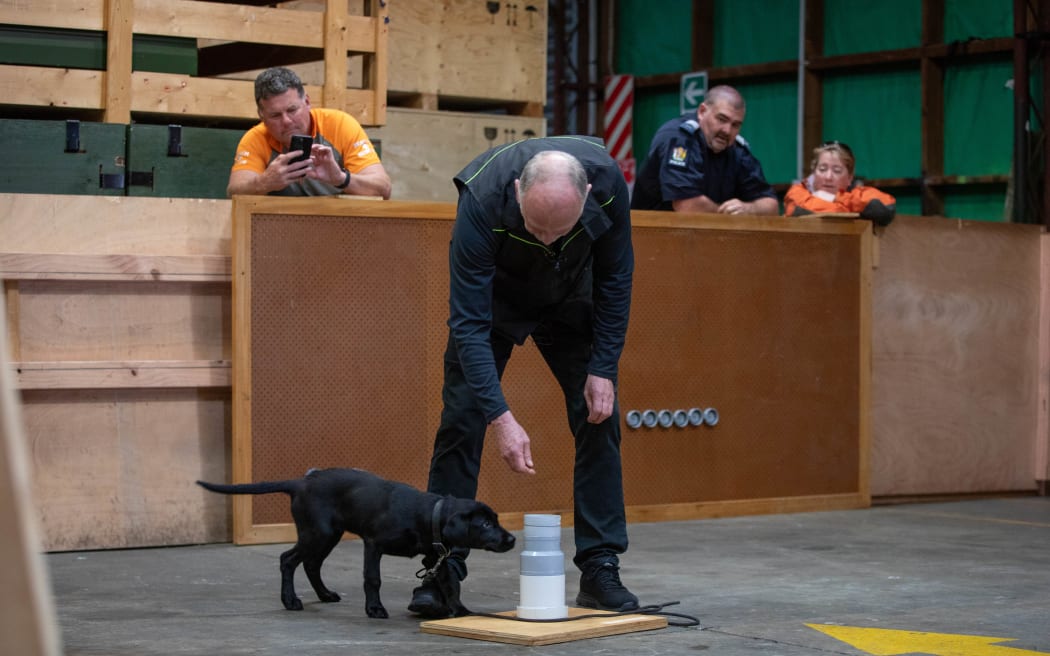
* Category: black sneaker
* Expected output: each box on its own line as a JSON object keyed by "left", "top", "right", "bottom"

{"left": 576, "top": 562, "right": 639, "bottom": 611}
{"left": 408, "top": 580, "right": 450, "bottom": 619}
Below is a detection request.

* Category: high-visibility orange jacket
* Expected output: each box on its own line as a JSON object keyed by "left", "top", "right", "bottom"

{"left": 784, "top": 181, "right": 896, "bottom": 216}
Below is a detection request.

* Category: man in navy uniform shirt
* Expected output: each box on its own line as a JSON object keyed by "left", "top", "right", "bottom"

{"left": 408, "top": 136, "right": 639, "bottom": 618}
{"left": 632, "top": 85, "right": 778, "bottom": 215}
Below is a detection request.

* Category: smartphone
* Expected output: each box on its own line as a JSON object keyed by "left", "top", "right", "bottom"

{"left": 289, "top": 134, "right": 313, "bottom": 163}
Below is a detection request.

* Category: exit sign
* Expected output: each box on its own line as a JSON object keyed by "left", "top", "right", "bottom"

{"left": 680, "top": 71, "right": 708, "bottom": 114}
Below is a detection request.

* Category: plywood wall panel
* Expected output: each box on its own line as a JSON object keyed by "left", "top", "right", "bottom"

{"left": 871, "top": 215, "right": 1042, "bottom": 496}
{"left": 13, "top": 281, "right": 229, "bottom": 362}
{"left": 23, "top": 388, "right": 229, "bottom": 552}
{"left": 0, "top": 195, "right": 232, "bottom": 256}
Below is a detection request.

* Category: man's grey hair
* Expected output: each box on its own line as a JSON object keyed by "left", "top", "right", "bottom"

{"left": 702, "top": 85, "right": 746, "bottom": 112}
{"left": 519, "top": 150, "right": 588, "bottom": 199}
{"left": 254, "top": 67, "right": 305, "bottom": 105}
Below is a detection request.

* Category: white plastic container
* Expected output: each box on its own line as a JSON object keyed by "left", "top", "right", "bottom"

{"left": 516, "top": 514, "right": 569, "bottom": 619}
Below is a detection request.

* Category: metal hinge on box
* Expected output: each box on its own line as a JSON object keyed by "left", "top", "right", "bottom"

{"left": 96, "top": 124, "right": 186, "bottom": 190}
{"left": 99, "top": 166, "right": 154, "bottom": 190}
{"left": 65, "top": 119, "right": 83, "bottom": 153}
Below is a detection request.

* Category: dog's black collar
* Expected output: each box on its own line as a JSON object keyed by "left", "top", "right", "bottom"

{"left": 416, "top": 499, "right": 450, "bottom": 583}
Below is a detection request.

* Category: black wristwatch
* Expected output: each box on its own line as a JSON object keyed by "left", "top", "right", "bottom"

{"left": 335, "top": 169, "right": 351, "bottom": 189}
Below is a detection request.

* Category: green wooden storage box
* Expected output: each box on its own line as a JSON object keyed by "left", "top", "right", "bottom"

{"left": 126, "top": 124, "right": 243, "bottom": 198}
{"left": 0, "top": 118, "right": 127, "bottom": 196}
{"left": 0, "top": 25, "right": 197, "bottom": 74}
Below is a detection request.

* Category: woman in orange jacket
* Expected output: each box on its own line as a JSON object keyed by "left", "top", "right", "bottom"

{"left": 783, "top": 141, "right": 896, "bottom": 225}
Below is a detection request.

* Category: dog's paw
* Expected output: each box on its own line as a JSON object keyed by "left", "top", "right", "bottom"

{"left": 366, "top": 603, "right": 389, "bottom": 619}
{"left": 283, "top": 595, "right": 304, "bottom": 611}
{"left": 318, "top": 590, "right": 341, "bottom": 603}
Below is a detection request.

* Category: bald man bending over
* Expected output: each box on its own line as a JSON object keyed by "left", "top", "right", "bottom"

{"left": 409, "top": 136, "right": 638, "bottom": 618}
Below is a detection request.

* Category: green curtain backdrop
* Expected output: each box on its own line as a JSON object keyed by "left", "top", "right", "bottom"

{"left": 615, "top": 0, "right": 1014, "bottom": 221}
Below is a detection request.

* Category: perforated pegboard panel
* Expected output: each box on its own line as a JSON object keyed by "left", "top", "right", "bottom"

{"left": 249, "top": 214, "right": 437, "bottom": 525}
{"left": 619, "top": 228, "right": 862, "bottom": 504}
{"left": 237, "top": 203, "right": 867, "bottom": 535}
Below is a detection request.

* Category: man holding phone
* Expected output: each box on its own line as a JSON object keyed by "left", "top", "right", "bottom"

{"left": 227, "top": 67, "right": 391, "bottom": 198}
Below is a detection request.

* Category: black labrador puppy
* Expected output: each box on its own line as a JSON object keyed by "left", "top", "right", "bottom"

{"left": 197, "top": 467, "right": 515, "bottom": 618}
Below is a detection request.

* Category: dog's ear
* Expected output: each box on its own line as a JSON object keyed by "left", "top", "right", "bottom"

{"left": 443, "top": 509, "right": 471, "bottom": 544}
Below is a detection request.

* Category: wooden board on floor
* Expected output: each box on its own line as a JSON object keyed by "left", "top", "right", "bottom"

{"left": 419, "top": 608, "right": 668, "bottom": 646}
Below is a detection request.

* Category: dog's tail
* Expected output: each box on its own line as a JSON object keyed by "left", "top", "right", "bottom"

{"left": 196, "top": 479, "right": 301, "bottom": 496}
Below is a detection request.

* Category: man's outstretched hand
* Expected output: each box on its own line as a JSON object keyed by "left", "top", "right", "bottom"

{"left": 489, "top": 411, "right": 536, "bottom": 475}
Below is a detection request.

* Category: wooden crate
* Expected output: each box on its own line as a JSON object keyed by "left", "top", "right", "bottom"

{"left": 2, "top": 194, "right": 233, "bottom": 551}
{"left": 367, "top": 107, "right": 547, "bottom": 202}
{"left": 0, "top": 0, "right": 388, "bottom": 126}
{"left": 233, "top": 0, "right": 549, "bottom": 113}
{"left": 386, "top": 1, "right": 547, "bottom": 113}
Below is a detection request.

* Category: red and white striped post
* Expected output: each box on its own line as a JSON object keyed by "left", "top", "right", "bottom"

{"left": 603, "top": 74, "right": 635, "bottom": 191}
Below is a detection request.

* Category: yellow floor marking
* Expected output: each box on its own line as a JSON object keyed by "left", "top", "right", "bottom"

{"left": 808, "top": 624, "right": 1047, "bottom": 656}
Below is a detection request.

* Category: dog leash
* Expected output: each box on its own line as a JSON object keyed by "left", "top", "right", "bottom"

{"left": 415, "top": 499, "right": 450, "bottom": 583}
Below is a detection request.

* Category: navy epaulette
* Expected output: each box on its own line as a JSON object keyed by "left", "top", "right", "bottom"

{"left": 735, "top": 134, "right": 751, "bottom": 151}
{"left": 679, "top": 119, "right": 699, "bottom": 135}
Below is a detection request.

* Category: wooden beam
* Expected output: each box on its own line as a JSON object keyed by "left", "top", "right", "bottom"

{"left": 633, "top": 37, "right": 1014, "bottom": 91}
{"left": 635, "top": 61, "right": 797, "bottom": 89}
{"left": 0, "top": 0, "right": 105, "bottom": 30}
{"left": 576, "top": 0, "right": 591, "bottom": 135}
{"left": 13, "top": 360, "right": 231, "bottom": 390}
{"left": 803, "top": 0, "right": 825, "bottom": 168}
{"left": 809, "top": 38, "right": 1013, "bottom": 72}
{"left": 692, "top": 0, "right": 714, "bottom": 70}
{"left": 322, "top": 0, "right": 348, "bottom": 112}
{"left": 0, "top": 65, "right": 103, "bottom": 111}
{"left": 0, "top": 253, "right": 231, "bottom": 282}
{"left": 132, "top": 0, "right": 323, "bottom": 48}
{"left": 369, "top": 0, "right": 388, "bottom": 126}
{"left": 921, "top": 0, "right": 946, "bottom": 216}
{"left": 924, "top": 174, "right": 1010, "bottom": 186}
{"left": 129, "top": 73, "right": 281, "bottom": 120}
{"left": 103, "top": 0, "right": 133, "bottom": 124}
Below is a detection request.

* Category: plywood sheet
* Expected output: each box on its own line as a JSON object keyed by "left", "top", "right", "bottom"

{"left": 23, "top": 388, "right": 230, "bottom": 551}
{"left": 871, "top": 215, "right": 1042, "bottom": 496}
{"left": 0, "top": 194, "right": 232, "bottom": 255}
{"left": 13, "top": 280, "right": 229, "bottom": 362}
{"left": 419, "top": 608, "right": 668, "bottom": 646}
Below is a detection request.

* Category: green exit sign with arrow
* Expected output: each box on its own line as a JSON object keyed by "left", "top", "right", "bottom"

{"left": 680, "top": 71, "right": 708, "bottom": 114}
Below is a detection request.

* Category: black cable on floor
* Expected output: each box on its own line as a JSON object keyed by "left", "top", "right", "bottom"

{"left": 469, "top": 601, "right": 702, "bottom": 628}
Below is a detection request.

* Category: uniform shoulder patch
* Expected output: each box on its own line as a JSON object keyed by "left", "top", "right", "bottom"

{"left": 679, "top": 119, "right": 699, "bottom": 135}
{"left": 668, "top": 146, "right": 688, "bottom": 167}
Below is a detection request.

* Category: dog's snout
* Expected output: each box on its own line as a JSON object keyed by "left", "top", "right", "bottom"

{"left": 497, "top": 532, "right": 516, "bottom": 552}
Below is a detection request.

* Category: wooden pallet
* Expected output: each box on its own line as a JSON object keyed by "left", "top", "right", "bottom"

{"left": 0, "top": 0, "right": 388, "bottom": 126}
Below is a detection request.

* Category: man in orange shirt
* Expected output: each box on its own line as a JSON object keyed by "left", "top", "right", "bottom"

{"left": 227, "top": 67, "right": 391, "bottom": 199}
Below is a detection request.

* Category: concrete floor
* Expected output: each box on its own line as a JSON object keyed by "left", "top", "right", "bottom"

{"left": 48, "top": 497, "right": 1049, "bottom": 656}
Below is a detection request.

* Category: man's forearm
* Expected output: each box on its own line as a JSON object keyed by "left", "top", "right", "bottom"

{"left": 747, "top": 196, "right": 780, "bottom": 215}
{"left": 672, "top": 195, "right": 720, "bottom": 213}
{"left": 227, "top": 171, "right": 272, "bottom": 197}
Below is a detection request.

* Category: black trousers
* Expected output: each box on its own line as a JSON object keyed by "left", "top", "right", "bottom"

{"left": 426, "top": 323, "right": 628, "bottom": 572}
